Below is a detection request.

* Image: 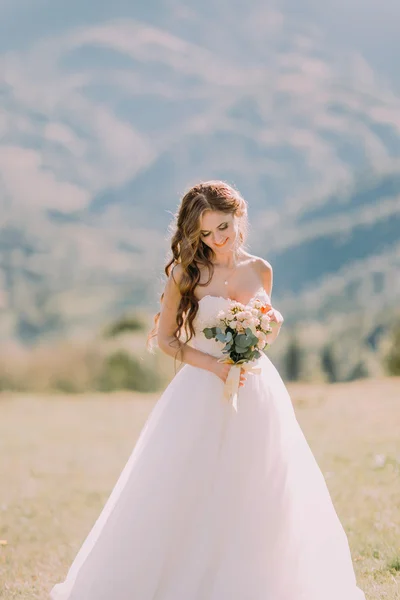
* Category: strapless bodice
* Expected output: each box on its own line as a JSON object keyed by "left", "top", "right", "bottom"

{"left": 192, "top": 288, "right": 271, "bottom": 358}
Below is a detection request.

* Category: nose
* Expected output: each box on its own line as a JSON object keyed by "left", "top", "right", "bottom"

{"left": 214, "top": 234, "right": 226, "bottom": 246}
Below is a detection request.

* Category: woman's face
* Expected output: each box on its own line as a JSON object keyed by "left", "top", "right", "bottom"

{"left": 199, "top": 210, "right": 239, "bottom": 255}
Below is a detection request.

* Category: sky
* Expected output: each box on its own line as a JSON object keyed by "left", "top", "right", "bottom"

{"left": 2, "top": 0, "right": 400, "bottom": 221}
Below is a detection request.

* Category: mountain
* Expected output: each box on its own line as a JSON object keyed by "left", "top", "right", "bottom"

{"left": 1, "top": 163, "right": 399, "bottom": 342}
{"left": 263, "top": 169, "right": 400, "bottom": 322}
{"left": 1, "top": 5, "right": 400, "bottom": 342}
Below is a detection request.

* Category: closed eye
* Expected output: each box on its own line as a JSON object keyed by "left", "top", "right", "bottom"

{"left": 201, "top": 222, "right": 228, "bottom": 237}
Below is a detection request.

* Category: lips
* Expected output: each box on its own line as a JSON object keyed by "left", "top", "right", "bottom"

{"left": 214, "top": 238, "right": 228, "bottom": 248}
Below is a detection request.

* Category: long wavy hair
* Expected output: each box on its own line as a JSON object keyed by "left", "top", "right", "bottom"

{"left": 147, "top": 180, "right": 249, "bottom": 362}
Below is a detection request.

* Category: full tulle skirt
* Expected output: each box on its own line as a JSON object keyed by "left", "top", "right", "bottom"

{"left": 50, "top": 353, "right": 365, "bottom": 600}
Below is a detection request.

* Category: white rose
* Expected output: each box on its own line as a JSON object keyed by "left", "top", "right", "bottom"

{"left": 261, "top": 315, "right": 271, "bottom": 330}
{"left": 256, "top": 331, "right": 268, "bottom": 343}
{"left": 236, "top": 311, "right": 247, "bottom": 321}
{"left": 248, "top": 321, "right": 258, "bottom": 335}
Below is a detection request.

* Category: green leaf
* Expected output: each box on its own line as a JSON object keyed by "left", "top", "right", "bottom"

{"left": 235, "top": 346, "right": 248, "bottom": 354}
{"left": 203, "top": 328, "right": 215, "bottom": 339}
{"left": 245, "top": 329, "right": 258, "bottom": 345}
{"left": 235, "top": 334, "right": 250, "bottom": 347}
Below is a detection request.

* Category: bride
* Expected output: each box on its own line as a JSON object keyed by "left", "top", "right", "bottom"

{"left": 50, "top": 181, "right": 366, "bottom": 599}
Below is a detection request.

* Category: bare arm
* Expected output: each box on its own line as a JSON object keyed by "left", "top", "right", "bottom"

{"left": 258, "top": 258, "right": 273, "bottom": 299}
{"left": 257, "top": 259, "right": 284, "bottom": 345}
{"left": 157, "top": 265, "right": 219, "bottom": 373}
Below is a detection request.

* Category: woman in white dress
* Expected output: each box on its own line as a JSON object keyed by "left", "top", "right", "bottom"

{"left": 50, "top": 180, "right": 366, "bottom": 599}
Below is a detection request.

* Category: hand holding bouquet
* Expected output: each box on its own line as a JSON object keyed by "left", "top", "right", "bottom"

{"left": 203, "top": 297, "right": 274, "bottom": 410}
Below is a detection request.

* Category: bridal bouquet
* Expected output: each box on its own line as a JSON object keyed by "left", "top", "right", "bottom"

{"left": 203, "top": 297, "right": 273, "bottom": 411}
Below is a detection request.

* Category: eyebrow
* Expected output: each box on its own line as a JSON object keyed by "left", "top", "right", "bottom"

{"left": 200, "top": 221, "right": 228, "bottom": 234}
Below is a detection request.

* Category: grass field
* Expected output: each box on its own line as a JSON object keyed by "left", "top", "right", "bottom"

{"left": 0, "top": 378, "right": 399, "bottom": 599}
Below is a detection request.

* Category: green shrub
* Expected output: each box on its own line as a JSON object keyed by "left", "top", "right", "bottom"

{"left": 388, "top": 556, "right": 400, "bottom": 572}
{"left": 104, "top": 314, "right": 146, "bottom": 338}
{"left": 284, "top": 335, "right": 303, "bottom": 381}
{"left": 345, "top": 360, "right": 369, "bottom": 381}
{"left": 0, "top": 373, "right": 19, "bottom": 392}
{"left": 384, "top": 323, "right": 400, "bottom": 375}
{"left": 52, "top": 378, "right": 82, "bottom": 394}
{"left": 97, "top": 350, "right": 163, "bottom": 393}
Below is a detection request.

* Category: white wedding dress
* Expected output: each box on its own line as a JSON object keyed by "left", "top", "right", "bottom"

{"left": 50, "top": 289, "right": 366, "bottom": 600}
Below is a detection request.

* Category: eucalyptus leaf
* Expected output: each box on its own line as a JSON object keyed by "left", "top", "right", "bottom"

{"left": 216, "top": 333, "right": 227, "bottom": 343}
{"left": 203, "top": 328, "right": 215, "bottom": 339}
{"left": 235, "top": 334, "right": 250, "bottom": 347}
{"left": 245, "top": 329, "right": 258, "bottom": 344}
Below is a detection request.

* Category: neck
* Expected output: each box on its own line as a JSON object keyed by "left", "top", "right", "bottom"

{"left": 213, "top": 248, "right": 240, "bottom": 268}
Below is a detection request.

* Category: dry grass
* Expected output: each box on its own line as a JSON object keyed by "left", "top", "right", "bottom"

{"left": 0, "top": 378, "right": 399, "bottom": 599}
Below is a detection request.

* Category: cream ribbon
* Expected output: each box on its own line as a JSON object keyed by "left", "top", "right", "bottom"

{"left": 218, "top": 358, "right": 262, "bottom": 411}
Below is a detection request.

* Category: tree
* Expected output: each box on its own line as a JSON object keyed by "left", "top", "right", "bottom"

{"left": 284, "top": 336, "right": 302, "bottom": 381}
{"left": 321, "top": 344, "right": 338, "bottom": 383}
{"left": 384, "top": 323, "right": 400, "bottom": 376}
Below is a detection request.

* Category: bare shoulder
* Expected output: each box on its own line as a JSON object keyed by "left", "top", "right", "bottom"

{"left": 253, "top": 256, "right": 272, "bottom": 276}
{"left": 161, "top": 262, "right": 184, "bottom": 306}
{"left": 170, "top": 262, "right": 184, "bottom": 286}
{"left": 244, "top": 253, "right": 273, "bottom": 297}
{"left": 242, "top": 252, "right": 272, "bottom": 276}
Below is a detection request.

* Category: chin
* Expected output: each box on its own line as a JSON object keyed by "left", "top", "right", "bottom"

{"left": 214, "top": 240, "right": 232, "bottom": 252}
{"left": 213, "top": 247, "right": 226, "bottom": 253}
